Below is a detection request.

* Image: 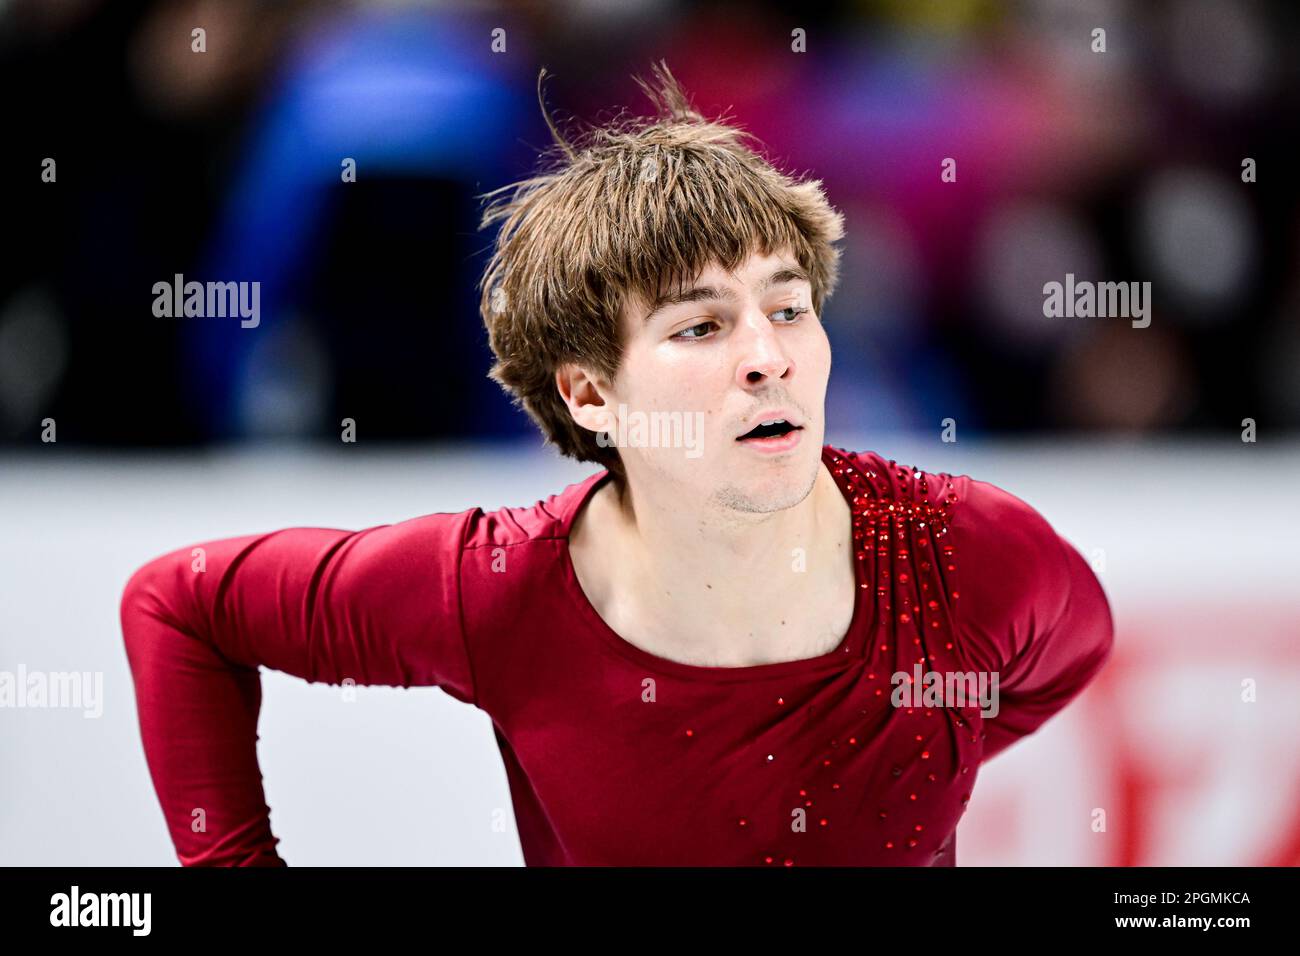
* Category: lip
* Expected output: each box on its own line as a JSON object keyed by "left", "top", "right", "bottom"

{"left": 736, "top": 408, "right": 804, "bottom": 438}
{"left": 736, "top": 426, "right": 803, "bottom": 455}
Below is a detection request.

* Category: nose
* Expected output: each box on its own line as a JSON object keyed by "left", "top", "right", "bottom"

{"left": 734, "top": 308, "right": 794, "bottom": 387}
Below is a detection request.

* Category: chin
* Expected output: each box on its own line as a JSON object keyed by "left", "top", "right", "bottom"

{"left": 710, "top": 450, "right": 821, "bottom": 514}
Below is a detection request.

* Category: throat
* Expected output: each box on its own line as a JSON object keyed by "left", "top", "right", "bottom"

{"left": 571, "top": 462, "right": 859, "bottom": 668}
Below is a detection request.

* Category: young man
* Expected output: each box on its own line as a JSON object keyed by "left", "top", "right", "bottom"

{"left": 120, "top": 63, "right": 1114, "bottom": 866}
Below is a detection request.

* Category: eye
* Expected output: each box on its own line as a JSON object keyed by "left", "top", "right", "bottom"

{"left": 771, "top": 306, "right": 809, "bottom": 323}
{"left": 671, "top": 320, "right": 718, "bottom": 340}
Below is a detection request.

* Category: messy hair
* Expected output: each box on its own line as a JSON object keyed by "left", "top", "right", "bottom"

{"left": 476, "top": 60, "right": 845, "bottom": 482}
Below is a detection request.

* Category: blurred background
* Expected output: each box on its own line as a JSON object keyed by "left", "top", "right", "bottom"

{"left": 1, "top": 0, "right": 1297, "bottom": 865}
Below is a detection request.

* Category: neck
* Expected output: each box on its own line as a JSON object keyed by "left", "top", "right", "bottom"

{"left": 597, "top": 454, "right": 850, "bottom": 651}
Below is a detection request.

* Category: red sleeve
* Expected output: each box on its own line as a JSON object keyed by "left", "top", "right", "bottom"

{"left": 946, "top": 477, "right": 1115, "bottom": 764}
{"left": 119, "top": 511, "right": 477, "bottom": 866}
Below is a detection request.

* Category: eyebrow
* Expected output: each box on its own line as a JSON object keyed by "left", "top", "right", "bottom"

{"left": 643, "top": 265, "right": 811, "bottom": 325}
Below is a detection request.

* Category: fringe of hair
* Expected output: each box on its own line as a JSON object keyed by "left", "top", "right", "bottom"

{"left": 476, "top": 60, "right": 845, "bottom": 480}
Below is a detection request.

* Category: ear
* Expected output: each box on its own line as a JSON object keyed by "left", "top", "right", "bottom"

{"left": 555, "top": 363, "right": 616, "bottom": 435}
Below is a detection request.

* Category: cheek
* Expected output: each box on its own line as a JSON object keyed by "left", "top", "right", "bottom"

{"left": 628, "top": 345, "right": 727, "bottom": 408}
{"left": 801, "top": 322, "right": 833, "bottom": 375}
{"left": 792, "top": 329, "right": 832, "bottom": 411}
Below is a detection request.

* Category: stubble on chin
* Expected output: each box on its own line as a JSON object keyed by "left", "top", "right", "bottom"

{"left": 708, "top": 456, "right": 821, "bottom": 516}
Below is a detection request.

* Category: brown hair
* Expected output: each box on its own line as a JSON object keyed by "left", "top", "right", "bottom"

{"left": 476, "top": 60, "right": 845, "bottom": 481}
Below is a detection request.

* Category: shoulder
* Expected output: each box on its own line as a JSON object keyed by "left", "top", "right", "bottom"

{"left": 831, "top": 444, "right": 1055, "bottom": 527}
{"left": 947, "top": 473, "right": 1069, "bottom": 575}
{"left": 459, "top": 470, "right": 608, "bottom": 553}
{"left": 941, "top": 469, "right": 1109, "bottom": 676}
{"left": 831, "top": 446, "right": 1092, "bottom": 665}
{"left": 832, "top": 445, "right": 1065, "bottom": 565}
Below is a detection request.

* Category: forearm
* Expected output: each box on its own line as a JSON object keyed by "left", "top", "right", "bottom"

{"left": 118, "top": 514, "right": 475, "bottom": 864}
{"left": 121, "top": 549, "right": 287, "bottom": 866}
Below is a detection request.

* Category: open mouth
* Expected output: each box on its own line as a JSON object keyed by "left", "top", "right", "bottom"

{"left": 736, "top": 419, "right": 802, "bottom": 441}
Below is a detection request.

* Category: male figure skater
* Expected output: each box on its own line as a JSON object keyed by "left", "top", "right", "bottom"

{"left": 121, "top": 63, "right": 1114, "bottom": 866}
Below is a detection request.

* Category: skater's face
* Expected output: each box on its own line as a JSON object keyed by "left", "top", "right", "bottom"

{"left": 567, "top": 245, "right": 832, "bottom": 513}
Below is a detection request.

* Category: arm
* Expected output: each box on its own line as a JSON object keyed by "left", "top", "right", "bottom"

{"left": 119, "top": 511, "right": 477, "bottom": 865}
{"left": 948, "top": 478, "right": 1115, "bottom": 763}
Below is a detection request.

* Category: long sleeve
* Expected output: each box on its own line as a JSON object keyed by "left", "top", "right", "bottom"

{"left": 947, "top": 477, "right": 1115, "bottom": 764}
{"left": 119, "top": 510, "right": 478, "bottom": 866}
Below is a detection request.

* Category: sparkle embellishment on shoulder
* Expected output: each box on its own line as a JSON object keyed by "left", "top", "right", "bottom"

{"left": 749, "top": 451, "right": 979, "bottom": 866}
{"left": 826, "top": 449, "right": 962, "bottom": 667}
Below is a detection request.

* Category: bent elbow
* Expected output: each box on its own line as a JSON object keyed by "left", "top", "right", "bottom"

{"left": 1092, "top": 580, "right": 1117, "bottom": 669}
{"left": 120, "top": 559, "right": 161, "bottom": 624}
{"left": 119, "top": 551, "right": 188, "bottom": 654}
